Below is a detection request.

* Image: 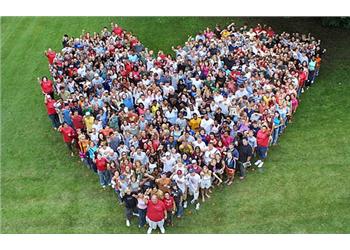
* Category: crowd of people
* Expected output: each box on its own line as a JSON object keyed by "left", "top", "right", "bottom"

{"left": 40, "top": 21, "right": 324, "bottom": 233}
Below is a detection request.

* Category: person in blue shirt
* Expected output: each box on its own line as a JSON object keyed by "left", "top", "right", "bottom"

{"left": 86, "top": 141, "right": 98, "bottom": 173}
{"left": 62, "top": 104, "right": 73, "bottom": 127}
{"left": 272, "top": 111, "right": 282, "bottom": 145}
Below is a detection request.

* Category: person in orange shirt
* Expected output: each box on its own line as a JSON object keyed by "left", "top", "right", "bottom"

{"left": 315, "top": 54, "right": 322, "bottom": 77}
{"left": 100, "top": 125, "right": 114, "bottom": 137}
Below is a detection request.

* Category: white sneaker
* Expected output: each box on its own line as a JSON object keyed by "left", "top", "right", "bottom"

{"left": 196, "top": 203, "right": 200, "bottom": 210}
{"left": 126, "top": 220, "right": 130, "bottom": 227}
{"left": 133, "top": 212, "right": 139, "bottom": 217}
{"left": 254, "top": 160, "right": 262, "bottom": 166}
{"left": 160, "top": 227, "right": 165, "bottom": 234}
{"left": 147, "top": 227, "right": 152, "bottom": 234}
{"left": 183, "top": 201, "right": 187, "bottom": 208}
{"left": 190, "top": 199, "right": 195, "bottom": 204}
{"left": 258, "top": 162, "right": 264, "bottom": 168}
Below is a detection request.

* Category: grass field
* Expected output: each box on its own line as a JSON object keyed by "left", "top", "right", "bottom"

{"left": 1, "top": 17, "right": 350, "bottom": 233}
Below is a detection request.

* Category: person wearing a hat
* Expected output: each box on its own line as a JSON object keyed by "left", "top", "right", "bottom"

{"left": 83, "top": 111, "right": 94, "bottom": 133}
{"left": 160, "top": 152, "right": 176, "bottom": 174}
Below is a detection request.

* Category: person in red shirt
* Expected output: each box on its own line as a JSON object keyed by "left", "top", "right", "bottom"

{"left": 44, "top": 95, "right": 60, "bottom": 129}
{"left": 111, "top": 23, "right": 123, "bottom": 36}
{"left": 58, "top": 122, "right": 76, "bottom": 156}
{"left": 44, "top": 48, "right": 56, "bottom": 65}
{"left": 163, "top": 192, "right": 175, "bottom": 226}
{"left": 38, "top": 76, "right": 54, "bottom": 97}
{"left": 93, "top": 153, "right": 110, "bottom": 189}
{"left": 146, "top": 194, "right": 167, "bottom": 234}
{"left": 71, "top": 111, "right": 84, "bottom": 131}
{"left": 254, "top": 125, "right": 271, "bottom": 168}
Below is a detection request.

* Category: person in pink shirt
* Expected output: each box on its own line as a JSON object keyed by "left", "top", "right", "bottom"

{"left": 221, "top": 131, "right": 234, "bottom": 148}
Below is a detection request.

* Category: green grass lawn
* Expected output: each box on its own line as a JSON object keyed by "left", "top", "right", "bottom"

{"left": 1, "top": 17, "right": 350, "bottom": 233}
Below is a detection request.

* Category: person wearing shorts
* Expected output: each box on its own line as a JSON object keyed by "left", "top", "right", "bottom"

{"left": 145, "top": 194, "right": 167, "bottom": 234}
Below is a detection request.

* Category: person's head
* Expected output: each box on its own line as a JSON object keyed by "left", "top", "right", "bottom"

{"left": 242, "top": 137, "right": 248, "bottom": 146}
{"left": 164, "top": 192, "right": 170, "bottom": 199}
{"left": 151, "top": 194, "right": 158, "bottom": 204}
{"left": 189, "top": 168, "right": 195, "bottom": 176}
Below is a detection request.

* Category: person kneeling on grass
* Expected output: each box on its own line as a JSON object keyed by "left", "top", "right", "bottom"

{"left": 145, "top": 194, "right": 167, "bottom": 234}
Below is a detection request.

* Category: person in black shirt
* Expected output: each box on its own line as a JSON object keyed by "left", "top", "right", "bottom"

{"left": 122, "top": 188, "right": 138, "bottom": 227}
{"left": 170, "top": 182, "right": 184, "bottom": 218}
{"left": 236, "top": 137, "right": 253, "bottom": 180}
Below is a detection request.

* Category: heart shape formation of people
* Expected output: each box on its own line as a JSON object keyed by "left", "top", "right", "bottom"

{"left": 40, "top": 21, "right": 324, "bottom": 233}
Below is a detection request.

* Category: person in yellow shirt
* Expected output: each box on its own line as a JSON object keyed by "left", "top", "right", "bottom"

{"left": 188, "top": 113, "right": 202, "bottom": 132}
{"left": 150, "top": 100, "right": 160, "bottom": 115}
{"left": 84, "top": 112, "right": 95, "bottom": 133}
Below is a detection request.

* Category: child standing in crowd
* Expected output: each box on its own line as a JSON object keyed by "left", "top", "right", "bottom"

{"left": 41, "top": 21, "right": 324, "bottom": 233}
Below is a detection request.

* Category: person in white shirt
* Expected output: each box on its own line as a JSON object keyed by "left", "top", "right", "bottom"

{"left": 204, "top": 143, "right": 219, "bottom": 165}
{"left": 171, "top": 169, "right": 186, "bottom": 194}
{"left": 98, "top": 143, "right": 113, "bottom": 158}
{"left": 192, "top": 136, "right": 207, "bottom": 152}
{"left": 185, "top": 168, "right": 201, "bottom": 210}
{"left": 160, "top": 152, "right": 176, "bottom": 173}
{"left": 133, "top": 148, "right": 149, "bottom": 165}
{"left": 191, "top": 74, "right": 203, "bottom": 89}
{"left": 200, "top": 113, "right": 214, "bottom": 134}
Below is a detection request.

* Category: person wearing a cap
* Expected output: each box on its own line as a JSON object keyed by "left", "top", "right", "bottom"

{"left": 161, "top": 152, "right": 176, "bottom": 174}
{"left": 145, "top": 194, "right": 167, "bottom": 234}
{"left": 83, "top": 111, "right": 94, "bottom": 133}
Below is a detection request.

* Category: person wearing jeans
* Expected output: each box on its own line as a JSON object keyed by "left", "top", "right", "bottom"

{"left": 44, "top": 95, "right": 60, "bottom": 129}
{"left": 137, "top": 193, "right": 147, "bottom": 228}
{"left": 272, "top": 111, "right": 282, "bottom": 145}
{"left": 94, "top": 154, "right": 109, "bottom": 189}
{"left": 255, "top": 125, "right": 271, "bottom": 168}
